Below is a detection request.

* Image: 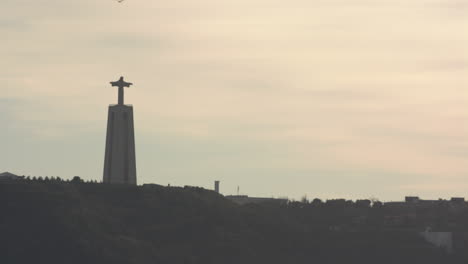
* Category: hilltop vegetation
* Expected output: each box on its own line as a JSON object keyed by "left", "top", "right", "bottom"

{"left": 1, "top": 180, "right": 465, "bottom": 264}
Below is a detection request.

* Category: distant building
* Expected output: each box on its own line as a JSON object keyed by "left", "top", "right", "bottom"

{"left": 326, "top": 199, "right": 347, "bottom": 207}
{"left": 226, "top": 195, "right": 288, "bottom": 205}
{"left": 405, "top": 196, "right": 420, "bottom": 203}
{"left": 450, "top": 197, "right": 465, "bottom": 204}
{"left": 385, "top": 196, "right": 466, "bottom": 208}
{"left": 384, "top": 201, "right": 406, "bottom": 207}
{"left": 420, "top": 230, "right": 453, "bottom": 254}
{"left": 214, "top": 181, "right": 220, "bottom": 193}
{"left": 0, "top": 172, "right": 23, "bottom": 180}
{"left": 404, "top": 196, "right": 441, "bottom": 205}
{"left": 355, "top": 199, "right": 371, "bottom": 208}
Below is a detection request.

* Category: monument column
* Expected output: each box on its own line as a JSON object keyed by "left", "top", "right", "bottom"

{"left": 103, "top": 76, "right": 137, "bottom": 185}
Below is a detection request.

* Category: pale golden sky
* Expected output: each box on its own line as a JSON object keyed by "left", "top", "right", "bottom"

{"left": 2, "top": 0, "right": 468, "bottom": 200}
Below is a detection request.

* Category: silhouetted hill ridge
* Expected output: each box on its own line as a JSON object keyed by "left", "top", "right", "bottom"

{"left": 1, "top": 181, "right": 462, "bottom": 264}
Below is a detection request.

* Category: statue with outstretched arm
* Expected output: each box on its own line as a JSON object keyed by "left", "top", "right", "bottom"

{"left": 110, "top": 76, "right": 133, "bottom": 105}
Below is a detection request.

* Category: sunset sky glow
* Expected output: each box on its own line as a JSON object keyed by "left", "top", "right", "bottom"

{"left": 2, "top": 0, "right": 468, "bottom": 200}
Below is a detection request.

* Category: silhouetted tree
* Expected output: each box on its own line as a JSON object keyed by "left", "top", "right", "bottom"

{"left": 71, "top": 176, "right": 83, "bottom": 183}
{"left": 310, "top": 198, "right": 323, "bottom": 208}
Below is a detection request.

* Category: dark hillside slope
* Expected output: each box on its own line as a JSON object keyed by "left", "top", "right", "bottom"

{"left": 0, "top": 182, "right": 460, "bottom": 264}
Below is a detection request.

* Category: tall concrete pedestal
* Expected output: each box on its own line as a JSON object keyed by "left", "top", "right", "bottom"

{"left": 103, "top": 105, "right": 137, "bottom": 184}
{"left": 103, "top": 77, "right": 137, "bottom": 185}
